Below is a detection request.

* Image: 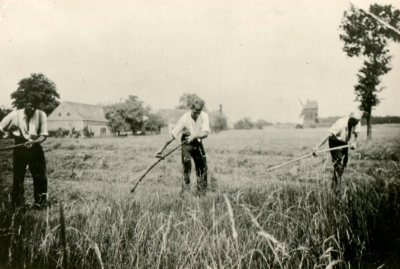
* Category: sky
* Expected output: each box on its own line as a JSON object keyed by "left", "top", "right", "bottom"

{"left": 0, "top": 0, "right": 399, "bottom": 123}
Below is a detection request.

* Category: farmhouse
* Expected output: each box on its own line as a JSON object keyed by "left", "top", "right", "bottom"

{"left": 299, "top": 99, "right": 318, "bottom": 127}
{"left": 47, "top": 101, "right": 110, "bottom": 137}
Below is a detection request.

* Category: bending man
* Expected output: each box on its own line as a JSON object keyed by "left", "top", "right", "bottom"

{"left": 156, "top": 98, "right": 209, "bottom": 195}
{"left": 0, "top": 94, "right": 49, "bottom": 209}
{"left": 313, "top": 111, "right": 361, "bottom": 189}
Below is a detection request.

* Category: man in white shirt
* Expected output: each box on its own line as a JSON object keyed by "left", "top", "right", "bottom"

{"left": 312, "top": 111, "right": 361, "bottom": 189}
{"left": 0, "top": 94, "right": 49, "bottom": 209}
{"left": 156, "top": 97, "right": 210, "bottom": 195}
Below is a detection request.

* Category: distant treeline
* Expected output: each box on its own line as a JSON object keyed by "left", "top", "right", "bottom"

{"left": 233, "top": 118, "right": 273, "bottom": 130}
{"left": 319, "top": 115, "right": 400, "bottom": 126}
{"left": 362, "top": 116, "right": 400, "bottom": 125}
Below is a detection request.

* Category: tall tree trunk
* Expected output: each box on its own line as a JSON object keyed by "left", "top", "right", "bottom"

{"left": 366, "top": 111, "right": 372, "bottom": 140}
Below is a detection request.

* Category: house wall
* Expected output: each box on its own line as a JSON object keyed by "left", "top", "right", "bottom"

{"left": 48, "top": 120, "right": 109, "bottom": 136}
{"left": 48, "top": 102, "right": 111, "bottom": 137}
{"left": 47, "top": 120, "right": 84, "bottom": 132}
{"left": 48, "top": 103, "right": 84, "bottom": 132}
{"left": 83, "top": 120, "right": 110, "bottom": 137}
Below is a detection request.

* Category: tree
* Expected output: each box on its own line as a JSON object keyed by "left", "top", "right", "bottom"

{"left": 234, "top": 118, "right": 254, "bottom": 130}
{"left": 176, "top": 93, "right": 203, "bottom": 109}
{"left": 104, "top": 95, "right": 146, "bottom": 135}
{"left": 104, "top": 103, "right": 130, "bottom": 135}
{"left": 104, "top": 96, "right": 166, "bottom": 136}
{"left": 211, "top": 113, "right": 228, "bottom": 133}
{"left": 121, "top": 95, "right": 146, "bottom": 135}
{"left": 0, "top": 106, "right": 12, "bottom": 121}
{"left": 11, "top": 73, "right": 60, "bottom": 115}
{"left": 340, "top": 4, "right": 400, "bottom": 139}
{"left": 143, "top": 110, "right": 166, "bottom": 134}
{"left": 255, "top": 119, "right": 273, "bottom": 129}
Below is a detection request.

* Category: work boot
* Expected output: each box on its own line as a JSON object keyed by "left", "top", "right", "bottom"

{"left": 34, "top": 193, "right": 50, "bottom": 210}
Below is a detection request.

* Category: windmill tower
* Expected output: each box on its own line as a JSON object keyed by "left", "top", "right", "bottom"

{"left": 299, "top": 99, "right": 318, "bottom": 127}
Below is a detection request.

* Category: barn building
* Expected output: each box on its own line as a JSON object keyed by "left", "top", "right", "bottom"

{"left": 300, "top": 99, "right": 318, "bottom": 127}
{"left": 47, "top": 101, "right": 110, "bottom": 137}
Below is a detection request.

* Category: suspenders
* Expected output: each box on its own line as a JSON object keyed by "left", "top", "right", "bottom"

{"left": 15, "top": 109, "right": 40, "bottom": 140}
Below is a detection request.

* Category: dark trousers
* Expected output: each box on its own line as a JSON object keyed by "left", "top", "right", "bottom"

{"left": 12, "top": 137, "right": 48, "bottom": 207}
{"left": 328, "top": 136, "right": 348, "bottom": 188}
{"left": 181, "top": 140, "right": 207, "bottom": 192}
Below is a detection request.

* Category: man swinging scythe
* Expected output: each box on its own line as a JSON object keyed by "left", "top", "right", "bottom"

{"left": 155, "top": 97, "right": 210, "bottom": 195}
{"left": 0, "top": 93, "right": 49, "bottom": 209}
{"left": 312, "top": 111, "right": 362, "bottom": 190}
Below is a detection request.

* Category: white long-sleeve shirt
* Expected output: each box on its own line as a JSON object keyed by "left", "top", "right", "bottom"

{"left": 329, "top": 116, "right": 361, "bottom": 142}
{"left": 171, "top": 111, "right": 210, "bottom": 140}
{"left": 0, "top": 109, "right": 48, "bottom": 140}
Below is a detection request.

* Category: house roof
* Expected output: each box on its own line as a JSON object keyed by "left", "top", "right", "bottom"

{"left": 59, "top": 101, "right": 108, "bottom": 122}
{"left": 66, "top": 101, "right": 107, "bottom": 121}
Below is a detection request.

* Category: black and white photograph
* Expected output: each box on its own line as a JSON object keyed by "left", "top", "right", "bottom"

{"left": 0, "top": 0, "right": 399, "bottom": 268}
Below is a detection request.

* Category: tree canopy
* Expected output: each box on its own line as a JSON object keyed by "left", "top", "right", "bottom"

{"left": 11, "top": 73, "right": 60, "bottom": 115}
{"left": 176, "top": 93, "right": 204, "bottom": 109}
{"left": 104, "top": 104, "right": 131, "bottom": 135}
{"left": 143, "top": 109, "right": 166, "bottom": 134}
{"left": 233, "top": 118, "right": 272, "bottom": 130}
{"left": 255, "top": 119, "right": 273, "bottom": 129}
{"left": 234, "top": 118, "right": 254, "bottom": 130}
{"left": 340, "top": 4, "right": 400, "bottom": 139}
{"left": 211, "top": 113, "right": 228, "bottom": 133}
{"left": 104, "top": 95, "right": 166, "bottom": 135}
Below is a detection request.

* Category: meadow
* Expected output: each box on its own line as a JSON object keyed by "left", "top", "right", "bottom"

{"left": 0, "top": 125, "right": 399, "bottom": 268}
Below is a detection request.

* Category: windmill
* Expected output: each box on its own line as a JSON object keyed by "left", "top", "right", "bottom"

{"left": 298, "top": 98, "right": 305, "bottom": 118}
{"left": 298, "top": 98, "right": 318, "bottom": 127}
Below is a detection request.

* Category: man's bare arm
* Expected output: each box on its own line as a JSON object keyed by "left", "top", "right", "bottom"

{"left": 312, "top": 133, "right": 332, "bottom": 155}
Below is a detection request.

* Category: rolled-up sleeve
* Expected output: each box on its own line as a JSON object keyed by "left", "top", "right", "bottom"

{"left": 39, "top": 111, "right": 49, "bottom": 136}
{"left": 328, "top": 119, "right": 341, "bottom": 136}
{"left": 0, "top": 111, "right": 15, "bottom": 133}
{"left": 171, "top": 114, "right": 185, "bottom": 139}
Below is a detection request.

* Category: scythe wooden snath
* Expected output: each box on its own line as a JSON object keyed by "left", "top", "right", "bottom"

{"left": 266, "top": 145, "right": 350, "bottom": 171}
{"left": 0, "top": 143, "right": 26, "bottom": 151}
{"left": 130, "top": 141, "right": 186, "bottom": 193}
